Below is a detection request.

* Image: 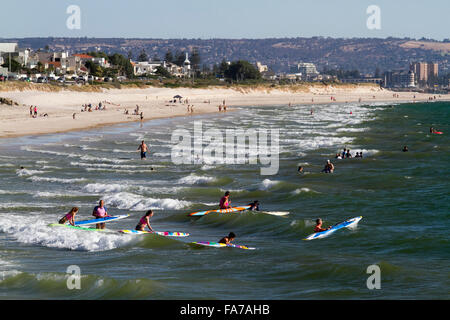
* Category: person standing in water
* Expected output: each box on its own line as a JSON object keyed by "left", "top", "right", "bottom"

{"left": 92, "top": 200, "right": 109, "bottom": 229}
{"left": 135, "top": 210, "right": 154, "bottom": 232}
{"left": 137, "top": 140, "right": 148, "bottom": 160}
{"left": 219, "top": 191, "right": 232, "bottom": 209}
{"left": 59, "top": 207, "right": 79, "bottom": 226}
{"left": 314, "top": 218, "right": 331, "bottom": 233}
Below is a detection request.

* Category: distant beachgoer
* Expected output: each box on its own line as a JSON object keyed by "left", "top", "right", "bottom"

{"left": 346, "top": 150, "right": 352, "bottom": 158}
{"left": 218, "top": 105, "right": 222, "bottom": 112}
{"left": 342, "top": 148, "right": 347, "bottom": 158}
{"left": 72, "top": 113, "right": 76, "bottom": 120}
{"left": 335, "top": 153, "right": 342, "bottom": 159}
{"left": 314, "top": 218, "right": 331, "bottom": 233}
{"left": 29, "top": 106, "right": 33, "bottom": 117}
{"left": 218, "top": 232, "right": 236, "bottom": 244}
{"left": 190, "top": 105, "right": 194, "bottom": 113}
{"left": 34, "top": 106, "right": 37, "bottom": 117}
{"left": 298, "top": 166, "right": 304, "bottom": 173}
{"left": 219, "top": 191, "right": 232, "bottom": 209}
{"left": 137, "top": 140, "right": 148, "bottom": 160}
{"left": 92, "top": 200, "right": 109, "bottom": 229}
{"left": 402, "top": 146, "right": 408, "bottom": 152}
{"left": 187, "top": 105, "right": 190, "bottom": 113}
{"left": 223, "top": 105, "right": 227, "bottom": 112}
{"left": 59, "top": 207, "right": 79, "bottom": 226}
{"left": 140, "top": 112, "right": 143, "bottom": 120}
{"left": 135, "top": 210, "right": 154, "bottom": 232}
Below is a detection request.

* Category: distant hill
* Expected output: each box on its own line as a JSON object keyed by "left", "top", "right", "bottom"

{"left": 2, "top": 37, "right": 449, "bottom": 75}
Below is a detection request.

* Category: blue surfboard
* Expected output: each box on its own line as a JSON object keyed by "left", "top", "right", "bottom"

{"left": 74, "top": 214, "right": 129, "bottom": 226}
{"left": 303, "top": 216, "right": 362, "bottom": 240}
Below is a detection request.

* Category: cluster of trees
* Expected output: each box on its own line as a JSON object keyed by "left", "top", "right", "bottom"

{"left": 86, "top": 52, "right": 134, "bottom": 78}
{"left": 210, "top": 59, "right": 261, "bottom": 81}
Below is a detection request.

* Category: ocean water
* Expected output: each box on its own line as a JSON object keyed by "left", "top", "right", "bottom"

{"left": 0, "top": 101, "right": 448, "bottom": 299}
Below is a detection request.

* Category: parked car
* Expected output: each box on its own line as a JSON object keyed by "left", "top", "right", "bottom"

{"left": 37, "top": 76, "right": 47, "bottom": 83}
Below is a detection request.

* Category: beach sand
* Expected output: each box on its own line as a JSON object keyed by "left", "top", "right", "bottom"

{"left": 0, "top": 84, "right": 448, "bottom": 138}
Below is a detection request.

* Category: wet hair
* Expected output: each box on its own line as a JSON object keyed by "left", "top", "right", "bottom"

{"left": 225, "top": 191, "right": 230, "bottom": 196}
{"left": 145, "top": 210, "right": 154, "bottom": 216}
{"left": 316, "top": 218, "right": 322, "bottom": 224}
{"left": 69, "top": 207, "right": 79, "bottom": 214}
{"left": 228, "top": 232, "right": 236, "bottom": 238}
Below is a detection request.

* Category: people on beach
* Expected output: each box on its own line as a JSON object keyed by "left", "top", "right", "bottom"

{"left": 92, "top": 200, "right": 109, "bottom": 229}
{"left": 322, "top": 160, "right": 334, "bottom": 173}
{"left": 298, "top": 166, "right": 304, "bottom": 173}
{"left": 218, "top": 232, "right": 236, "bottom": 245}
{"left": 59, "top": 207, "right": 79, "bottom": 226}
{"left": 219, "top": 191, "right": 232, "bottom": 209}
{"left": 402, "top": 146, "right": 409, "bottom": 152}
{"left": 135, "top": 210, "right": 154, "bottom": 232}
{"left": 137, "top": 140, "right": 148, "bottom": 160}
{"left": 247, "top": 200, "right": 260, "bottom": 211}
{"left": 314, "top": 218, "right": 331, "bottom": 233}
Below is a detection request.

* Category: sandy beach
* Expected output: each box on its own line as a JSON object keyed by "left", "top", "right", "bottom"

{"left": 0, "top": 84, "right": 448, "bottom": 138}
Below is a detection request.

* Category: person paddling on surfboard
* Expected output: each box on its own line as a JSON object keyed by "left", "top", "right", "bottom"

{"left": 219, "top": 191, "right": 232, "bottom": 209}
{"left": 92, "top": 200, "right": 109, "bottom": 229}
{"left": 59, "top": 207, "right": 79, "bottom": 226}
{"left": 135, "top": 210, "right": 154, "bottom": 232}
{"left": 314, "top": 218, "right": 331, "bottom": 233}
{"left": 247, "top": 200, "right": 260, "bottom": 211}
{"left": 218, "top": 232, "right": 236, "bottom": 244}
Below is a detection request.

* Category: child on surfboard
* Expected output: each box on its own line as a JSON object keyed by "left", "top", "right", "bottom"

{"left": 58, "top": 207, "right": 79, "bottom": 226}
{"left": 135, "top": 210, "right": 154, "bottom": 232}
{"left": 218, "top": 232, "right": 236, "bottom": 244}
{"left": 314, "top": 218, "right": 332, "bottom": 233}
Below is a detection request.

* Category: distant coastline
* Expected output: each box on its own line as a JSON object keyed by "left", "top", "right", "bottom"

{"left": 1, "top": 83, "right": 449, "bottom": 139}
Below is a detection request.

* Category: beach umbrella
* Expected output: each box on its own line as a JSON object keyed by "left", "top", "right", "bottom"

{"left": 173, "top": 95, "right": 182, "bottom": 99}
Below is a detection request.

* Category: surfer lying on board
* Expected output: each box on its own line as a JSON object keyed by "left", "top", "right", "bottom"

{"left": 314, "top": 218, "right": 332, "bottom": 233}
{"left": 247, "top": 200, "right": 260, "bottom": 211}
{"left": 135, "top": 210, "right": 154, "bottom": 232}
{"left": 218, "top": 232, "right": 236, "bottom": 244}
{"left": 92, "top": 200, "right": 109, "bottom": 229}
{"left": 58, "top": 207, "right": 79, "bottom": 226}
{"left": 219, "top": 191, "right": 232, "bottom": 209}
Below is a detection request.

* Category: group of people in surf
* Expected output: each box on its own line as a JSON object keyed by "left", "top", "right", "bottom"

{"left": 58, "top": 192, "right": 259, "bottom": 243}
{"left": 335, "top": 148, "right": 362, "bottom": 159}
{"left": 59, "top": 200, "right": 155, "bottom": 231}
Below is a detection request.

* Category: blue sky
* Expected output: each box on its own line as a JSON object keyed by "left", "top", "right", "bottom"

{"left": 0, "top": 0, "right": 449, "bottom": 40}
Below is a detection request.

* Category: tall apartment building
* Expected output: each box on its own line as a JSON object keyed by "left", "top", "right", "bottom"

{"left": 410, "top": 62, "right": 438, "bottom": 84}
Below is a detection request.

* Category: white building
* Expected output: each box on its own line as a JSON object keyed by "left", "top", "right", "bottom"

{"left": 132, "top": 60, "right": 165, "bottom": 76}
{"left": 255, "top": 62, "right": 268, "bottom": 73}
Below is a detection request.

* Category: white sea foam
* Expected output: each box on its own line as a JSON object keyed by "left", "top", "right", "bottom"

{"left": 102, "top": 192, "right": 190, "bottom": 210}
{"left": 260, "top": 179, "right": 279, "bottom": 190}
{"left": 0, "top": 215, "right": 136, "bottom": 252}
{"left": 28, "top": 176, "right": 87, "bottom": 184}
{"left": 177, "top": 174, "right": 216, "bottom": 185}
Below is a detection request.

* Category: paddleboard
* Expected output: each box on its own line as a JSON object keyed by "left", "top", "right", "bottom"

{"left": 303, "top": 216, "right": 362, "bottom": 240}
{"left": 74, "top": 214, "right": 129, "bottom": 226}
{"left": 191, "top": 241, "right": 255, "bottom": 250}
{"left": 48, "top": 223, "right": 107, "bottom": 232}
{"left": 259, "top": 211, "right": 289, "bottom": 216}
{"left": 188, "top": 205, "right": 251, "bottom": 217}
{"left": 118, "top": 229, "right": 189, "bottom": 237}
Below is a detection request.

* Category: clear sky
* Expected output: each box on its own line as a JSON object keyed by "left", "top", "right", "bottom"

{"left": 0, "top": 0, "right": 449, "bottom": 40}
